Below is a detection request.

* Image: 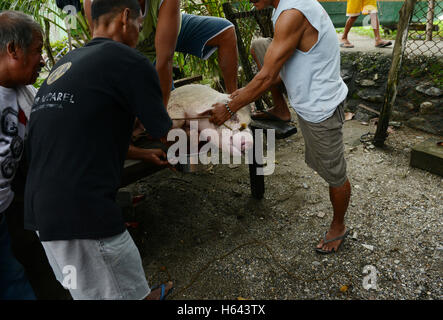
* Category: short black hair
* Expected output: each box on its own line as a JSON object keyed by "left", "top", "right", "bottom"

{"left": 91, "top": 0, "right": 141, "bottom": 22}
{"left": 0, "top": 11, "right": 43, "bottom": 54}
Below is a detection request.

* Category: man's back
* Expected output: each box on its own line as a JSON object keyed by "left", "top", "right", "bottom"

{"left": 24, "top": 38, "right": 171, "bottom": 241}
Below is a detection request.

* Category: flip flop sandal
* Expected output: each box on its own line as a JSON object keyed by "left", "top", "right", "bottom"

{"left": 150, "top": 283, "right": 174, "bottom": 300}
{"left": 375, "top": 41, "right": 392, "bottom": 48}
{"left": 340, "top": 43, "right": 354, "bottom": 48}
{"left": 251, "top": 110, "right": 291, "bottom": 122}
{"left": 315, "top": 229, "right": 350, "bottom": 254}
{"left": 360, "top": 132, "right": 374, "bottom": 143}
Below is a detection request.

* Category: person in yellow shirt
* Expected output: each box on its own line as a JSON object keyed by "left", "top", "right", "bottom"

{"left": 340, "top": 0, "right": 392, "bottom": 48}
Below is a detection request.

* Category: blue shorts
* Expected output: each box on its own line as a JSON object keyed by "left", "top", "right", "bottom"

{"left": 176, "top": 13, "right": 234, "bottom": 60}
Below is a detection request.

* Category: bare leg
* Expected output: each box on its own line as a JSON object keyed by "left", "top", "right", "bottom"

{"left": 206, "top": 27, "right": 238, "bottom": 94}
{"left": 371, "top": 13, "right": 392, "bottom": 47}
{"left": 341, "top": 16, "right": 358, "bottom": 47}
{"left": 250, "top": 46, "right": 291, "bottom": 121}
{"left": 316, "top": 179, "right": 351, "bottom": 253}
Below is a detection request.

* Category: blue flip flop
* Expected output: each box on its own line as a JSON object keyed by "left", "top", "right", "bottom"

{"left": 315, "top": 229, "right": 350, "bottom": 254}
{"left": 150, "top": 283, "right": 173, "bottom": 300}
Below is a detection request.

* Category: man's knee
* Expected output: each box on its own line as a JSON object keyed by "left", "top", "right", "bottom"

{"left": 210, "top": 25, "right": 236, "bottom": 47}
{"left": 251, "top": 38, "right": 270, "bottom": 52}
{"left": 250, "top": 38, "right": 272, "bottom": 66}
{"left": 348, "top": 15, "right": 359, "bottom": 22}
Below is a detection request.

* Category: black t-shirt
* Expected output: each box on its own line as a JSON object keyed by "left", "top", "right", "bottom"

{"left": 24, "top": 38, "right": 172, "bottom": 241}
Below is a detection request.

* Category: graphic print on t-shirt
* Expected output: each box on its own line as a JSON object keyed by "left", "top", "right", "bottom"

{"left": 1, "top": 156, "right": 16, "bottom": 179}
{"left": 11, "top": 135, "right": 24, "bottom": 159}
{"left": 1, "top": 107, "right": 18, "bottom": 137}
{"left": 0, "top": 106, "right": 24, "bottom": 179}
{"left": 47, "top": 62, "right": 72, "bottom": 85}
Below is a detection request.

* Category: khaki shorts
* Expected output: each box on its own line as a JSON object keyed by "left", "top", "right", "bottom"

{"left": 297, "top": 103, "right": 348, "bottom": 187}
{"left": 251, "top": 37, "right": 273, "bottom": 67}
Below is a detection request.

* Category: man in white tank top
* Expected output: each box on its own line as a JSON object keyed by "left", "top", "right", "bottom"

{"left": 207, "top": 0, "right": 351, "bottom": 254}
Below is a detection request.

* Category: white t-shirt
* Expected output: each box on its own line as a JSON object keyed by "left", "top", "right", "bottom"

{"left": 0, "top": 85, "right": 35, "bottom": 213}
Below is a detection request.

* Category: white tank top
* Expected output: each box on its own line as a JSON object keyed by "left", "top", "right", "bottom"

{"left": 272, "top": 0, "right": 348, "bottom": 123}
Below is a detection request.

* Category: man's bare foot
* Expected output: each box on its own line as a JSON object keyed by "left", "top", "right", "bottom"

{"left": 251, "top": 107, "right": 291, "bottom": 122}
{"left": 145, "top": 281, "right": 174, "bottom": 300}
{"left": 316, "top": 226, "right": 348, "bottom": 254}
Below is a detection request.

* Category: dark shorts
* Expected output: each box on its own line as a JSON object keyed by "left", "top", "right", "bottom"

{"left": 176, "top": 13, "right": 234, "bottom": 60}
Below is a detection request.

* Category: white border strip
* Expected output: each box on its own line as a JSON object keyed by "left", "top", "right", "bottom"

{"left": 201, "top": 25, "right": 235, "bottom": 60}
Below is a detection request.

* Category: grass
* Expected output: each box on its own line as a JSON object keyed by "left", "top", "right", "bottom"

{"left": 336, "top": 26, "right": 397, "bottom": 40}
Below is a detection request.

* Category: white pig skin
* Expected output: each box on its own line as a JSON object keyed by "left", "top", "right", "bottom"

{"left": 167, "top": 84, "right": 253, "bottom": 156}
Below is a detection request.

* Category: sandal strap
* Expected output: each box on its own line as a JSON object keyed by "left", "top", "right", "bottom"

{"left": 322, "top": 230, "right": 349, "bottom": 244}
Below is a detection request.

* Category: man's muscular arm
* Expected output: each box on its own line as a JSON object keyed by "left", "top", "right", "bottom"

{"left": 155, "top": 0, "right": 180, "bottom": 108}
{"left": 208, "top": 9, "right": 312, "bottom": 126}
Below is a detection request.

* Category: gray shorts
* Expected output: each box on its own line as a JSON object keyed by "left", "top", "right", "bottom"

{"left": 251, "top": 37, "right": 273, "bottom": 67}
{"left": 297, "top": 103, "right": 348, "bottom": 187}
{"left": 38, "top": 230, "right": 150, "bottom": 300}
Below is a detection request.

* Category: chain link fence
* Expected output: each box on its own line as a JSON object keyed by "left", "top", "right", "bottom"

{"left": 392, "top": 1, "right": 443, "bottom": 141}
{"left": 404, "top": 0, "right": 443, "bottom": 56}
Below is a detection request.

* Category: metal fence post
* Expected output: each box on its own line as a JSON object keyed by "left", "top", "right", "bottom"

{"left": 426, "top": 0, "right": 435, "bottom": 41}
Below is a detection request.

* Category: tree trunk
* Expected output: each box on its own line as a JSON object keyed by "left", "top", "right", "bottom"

{"left": 43, "top": 19, "right": 55, "bottom": 68}
{"left": 373, "top": 0, "right": 418, "bottom": 147}
{"left": 222, "top": 2, "right": 265, "bottom": 110}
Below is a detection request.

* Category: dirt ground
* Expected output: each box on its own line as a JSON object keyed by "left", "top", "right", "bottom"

{"left": 124, "top": 113, "right": 442, "bottom": 300}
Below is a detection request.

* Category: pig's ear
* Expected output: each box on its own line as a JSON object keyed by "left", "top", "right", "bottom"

{"left": 197, "top": 109, "right": 213, "bottom": 116}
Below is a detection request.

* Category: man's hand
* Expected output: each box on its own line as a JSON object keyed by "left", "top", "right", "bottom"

{"left": 229, "top": 88, "right": 244, "bottom": 100}
{"left": 199, "top": 103, "right": 231, "bottom": 126}
{"left": 142, "top": 148, "right": 169, "bottom": 166}
{"left": 127, "top": 146, "right": 169, "bottom": 166}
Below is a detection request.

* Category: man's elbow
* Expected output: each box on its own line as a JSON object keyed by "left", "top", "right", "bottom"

{"left": 258, "top": 71, "right": 279, "bottom": 90}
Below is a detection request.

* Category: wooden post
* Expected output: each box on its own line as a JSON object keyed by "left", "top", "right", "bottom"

{"left": 373, "top": 0, "right": 417, "bottom": 147}
{"left": 426, "top": 0, "right": 435, "bottom": 41}
{"left": 249, "top": 126, "right": 265, "bottom": 199}
{"left": 222, "top": 2, "right": 268, "bottom": 110}
{"left": 43, "top": 19, "right": 55, "bottom": 68}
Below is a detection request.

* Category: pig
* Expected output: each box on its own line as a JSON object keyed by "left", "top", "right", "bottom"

{"left": 166, "top": 84, "right": 254, "bottom": 158}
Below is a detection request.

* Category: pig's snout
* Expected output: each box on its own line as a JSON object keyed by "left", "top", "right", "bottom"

{"left": 229, "top": 129, "right": 254, "bottom": 156}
